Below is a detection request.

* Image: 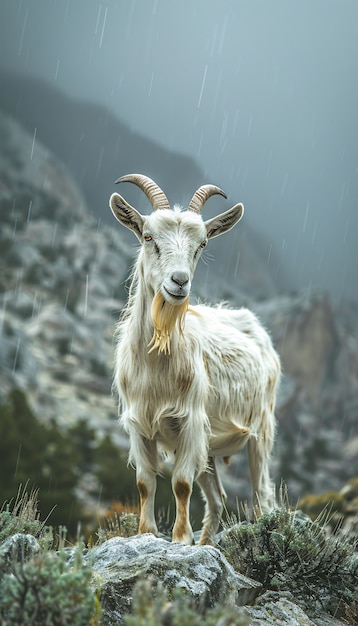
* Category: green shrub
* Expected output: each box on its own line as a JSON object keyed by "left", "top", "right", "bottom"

{"left": 124, "top": 578, "right": 249, "bottom": 626}
{"left": 0, "top": 487, "right": 100, "bottom": 626}
{"left": 0, "top": 543, "right": 100, "bottom": 626}
{"left": 221, "top": 507, "right": 358, "bottom": 614}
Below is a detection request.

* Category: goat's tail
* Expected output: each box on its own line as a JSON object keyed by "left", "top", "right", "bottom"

{"left": 209, "top": 425, "right": 251, "bottom": 458}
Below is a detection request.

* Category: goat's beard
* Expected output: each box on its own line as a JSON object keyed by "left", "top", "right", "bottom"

{"left": 148, "top": 291, "right": 190, "bottom": 355}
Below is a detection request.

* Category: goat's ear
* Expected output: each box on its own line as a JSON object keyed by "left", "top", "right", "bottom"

{"left": 205, "top": 203, "right": 244, "bottom": 239}
{"left": 110, "top": 193, "right": 144, "bottom": 241}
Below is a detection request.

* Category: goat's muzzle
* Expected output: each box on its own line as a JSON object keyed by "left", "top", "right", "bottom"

{"left": 163, "top": 271, "right": 190, "bottom": 303}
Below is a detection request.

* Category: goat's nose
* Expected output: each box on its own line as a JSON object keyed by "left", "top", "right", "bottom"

{"left": 171, "top": 271, "right": 189, "bottom": 287}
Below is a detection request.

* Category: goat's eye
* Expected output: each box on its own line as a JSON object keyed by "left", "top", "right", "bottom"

{"left": 200, "top": 241, "right": 207, "bottom": 249}
{"left": 144, "top": 234, "right": 152, "bottom": 242}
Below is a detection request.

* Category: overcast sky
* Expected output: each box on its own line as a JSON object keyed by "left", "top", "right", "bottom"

{"left": 1, "top": 0, "right": 357, "bottom": 302}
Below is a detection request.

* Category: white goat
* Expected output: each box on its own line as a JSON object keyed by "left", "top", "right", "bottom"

{"left": 110, "top": 174, "right": 280, "bottom": 545}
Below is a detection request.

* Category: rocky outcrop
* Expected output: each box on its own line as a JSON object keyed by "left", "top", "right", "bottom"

{"left": 83, "top": 534, "right": 260, "bottom": 624}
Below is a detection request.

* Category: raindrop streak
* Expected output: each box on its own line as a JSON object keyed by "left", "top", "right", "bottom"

{"left": 64, "top": 0, "right": 70, "bottom": 23}
{"left": 311, "top": 219, "right": 318, "bottom": 244}
{"left": 84, "top": 274, "right": 89, "bottom": 317}
{"left": 148, "top": 72, "right": 154, "bottom": 97}
{"left": 27, "top": 200, "right": 32, "bottom": 222}
{"left": 197, "top": 130, "right": 204, "bottom": 157}
{"left": 0, "top": 296, "right": 7, "bottom": 336}
{"left": 31, "top": 291, "right": 38, "bottom": 318}
{"left": 232, "top": 108, "right": 240, "bottom": 137}
{"left": 55, "top": 59, "right": 61, "bottom": 80}
{"left": 14, "top": 443, "right": 22, "bottom": 477}
{"left": 12, "top": 338, "right": 21, "bottom": 374}
{"left": 95, "top": 4, "right": 102, "bottom": 35}
{"left": 234, "top": 251, "right": 241, "bottom": 278}
{"left": 97, "top": 484, "right": 103, "bottom": 508}
{"left": 197, "top": 65, "right": 208, "bottom": 108}
{"left": 95, "top": 146, "right": 104, "bottom": 179}
{"left": 30, "top": 127, "right": 37, "bottom": 160}
{"left": 64, "top": 289, "right": 70, "bottom": 312}
{"left": 247, "top": 114, "right": 253, "bottom": 136}
{"left": 99, "top": 7, "right": 108, "bottom": 48}
{"left": 12, "top": 218, "right": 18, "bottom": 237}
{"left": 302, "top": 202, "right": 310, "bottom": 233}
{"left": 51, "top": 223, "right": 58, "bottom": 246}
{"left": 218, "top": 14, "right": 228, "bottom": 55}
{"left": 18, "top": 8, "right": 28, "bottom": 55}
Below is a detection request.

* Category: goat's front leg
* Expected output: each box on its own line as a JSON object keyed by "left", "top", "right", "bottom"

{"left": 171, "top": 417, "right": 209, "bottom": 545}
{"left": 172, "top": 473, "right": 194, "bottom": 545}
{"left": 130, "top": 430, "right": 159, "bottom": 536}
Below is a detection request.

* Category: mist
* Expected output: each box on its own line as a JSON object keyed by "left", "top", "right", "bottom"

{"left": 0, "top": 0, "right": 357, "bottom": 302}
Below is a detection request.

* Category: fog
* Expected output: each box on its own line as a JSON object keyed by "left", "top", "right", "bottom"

{"left": 1, "top": 0, "right": 357, "bottom": 302}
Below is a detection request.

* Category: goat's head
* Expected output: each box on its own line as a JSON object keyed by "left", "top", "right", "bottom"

{"left": 110, "top": 174, "right": 244, "bottom": 353}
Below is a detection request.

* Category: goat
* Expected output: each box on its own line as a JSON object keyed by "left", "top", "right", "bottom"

{"left": 110, "top": 174, "right": 280, "bottom": 545}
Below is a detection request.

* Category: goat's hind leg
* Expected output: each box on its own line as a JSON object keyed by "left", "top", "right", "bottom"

{"left": 197, "top": 457, "right": 225, "bottom": 546}
{"left": 247, "top": 414, "right": 276, "bottom": 515}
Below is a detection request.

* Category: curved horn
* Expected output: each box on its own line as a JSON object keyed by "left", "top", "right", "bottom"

{"left": 187, "top": 185, "right": 227, "bottom": 214}
{"left": 115, "top": 173, "right": 170, "bottom": 210}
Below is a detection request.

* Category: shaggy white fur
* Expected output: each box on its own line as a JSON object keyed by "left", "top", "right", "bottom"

{"left": 110, "top": 175, "right": 280, "bottom": 545}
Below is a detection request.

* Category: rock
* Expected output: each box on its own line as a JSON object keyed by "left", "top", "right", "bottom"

{"left": 246, "top": 590, "right": 350, "bottom": 625}
{"left": 245, "top": 591, "right": 315, "bottom": 625}
{"left": 83, "top": 533, "right": 261, "bottom": 625}
{"left": 0, "top": 533, "right": 41, "bottom": 576}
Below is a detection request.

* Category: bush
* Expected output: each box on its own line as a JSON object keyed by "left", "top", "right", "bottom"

{"left": 221, "top": 507, "right": 358, "bottom": 615}
{"left": 0, "top": 488, "right": 100, "bottom": 626}
{"left": 124, "top": 578, "right": 249, "bottom": 626}
{"left": 0, "top": 544, "right": 100, "bottom": 626}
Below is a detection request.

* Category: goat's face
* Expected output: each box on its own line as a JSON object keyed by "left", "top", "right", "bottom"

{"left": 138, "top": 208, "right": 207, "bottom": 305}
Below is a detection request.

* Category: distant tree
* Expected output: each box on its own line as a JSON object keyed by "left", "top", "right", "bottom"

{"left": 0, "top": 389, "right": 82, "bottom": 535}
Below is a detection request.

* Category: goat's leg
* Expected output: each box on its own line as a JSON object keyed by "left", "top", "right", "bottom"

{"left": 171, "top": 414, "right": 209, "bottom": 544}
{"left": 171, "top": 475, "right": 194, "bottom": 544}
{"left": 247, "top": 419, "right": 276, "bottom": 515}
{"left": 130, "top": 432, "right": 159, "bottom": 536}
{"left": 197, "top": 457, "right": 225, "bottom": 546}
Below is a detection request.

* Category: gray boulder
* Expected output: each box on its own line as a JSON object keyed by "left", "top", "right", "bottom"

{"left": 245, "top": 591, "right": 347, "bottom": 626}
{"left": 83, "top": 533, "right": 261, "bottom": 625}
